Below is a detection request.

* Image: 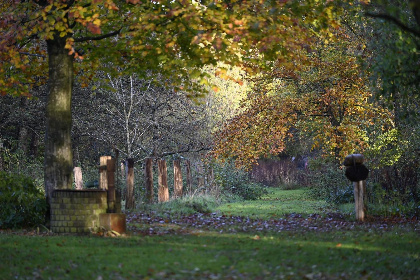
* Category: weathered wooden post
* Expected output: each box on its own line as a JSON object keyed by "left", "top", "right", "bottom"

{"left": 343, "top": 154, "right": 369, "bottom": 222}
{"left": 125, "top": 158, "right": 135, "bottom": 210}
{"left": 114, "top": 149, "right": 122, "bottom": 213}
{"left": 73, "top": 166, "right": 84, "bottom": 190}
{"left": 185, "top": 160, "right": 192, "bottom": 195}
{"left": 158, "top": 159, "right": 169, "bottom": 202}
{"left": 197, "top": 161, "right": 205, "bottom": 187}
{"left": 145, "top": 158, "right": 154, "bottom": 203}
{"left": 100, "top": 156, "right": 126, "bottom": 234}
{"left": 173, "top": 160, "right": 183, "bottom": 198}
{"left": 99, "top": 156, "right": 111, "bottom": 190}
{"left": 107, "top": 158, "right": 116, "bottom": 213}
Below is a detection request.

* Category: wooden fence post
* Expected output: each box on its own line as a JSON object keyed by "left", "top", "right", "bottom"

{"left": 107, "top": 158, "right": 116, "bottom": 213}
{"left": 173, "top": 160, "right": 183, "bottom": 198}
{"left": 197, "top": 161, "right": 204, "bottom": 187}
{"left": 125, "top": 158, "right": 135, "bottom": 210}
{"left": 100, "top": 156, "right": 111, "bottom": 190}
{"left": 185, "top": 160, "right": 192, "bottom": 195}
{"left": 158, "top": 159, "right": 169, "bottom": 202}
{"left": 343, "top": 154, "right": 369, "bottom": 222}
{"left": 145, "top": 158, "right": 154, "bottom": 203}
{"left": 73, "top": 166, "right": 84, "bottom": 190}
{"left": 353, "top": 180, "right": 365, "bottom": 221}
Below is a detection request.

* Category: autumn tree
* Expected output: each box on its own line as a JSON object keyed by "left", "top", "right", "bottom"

{"left": 0, "top": 0, "right": 339, "bottom": 203}
{"left": 212, "top": 30, "right": 393, "bottom": 168}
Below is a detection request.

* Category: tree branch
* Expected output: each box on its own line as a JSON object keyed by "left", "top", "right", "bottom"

{"left": 365, "top": 12, "right": 420, "bottom": 38}
{"left": 160, "top": 147, "right": 211, "bottom": 157}
{"left": 74, "top": 28, "right": 122, "bottom": 43}
{"left": 19, "top": 52, "right": 46, "bottom": 58}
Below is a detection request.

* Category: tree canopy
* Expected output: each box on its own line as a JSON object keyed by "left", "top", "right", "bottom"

{"left": 0, "top": 0, "right": 340, "bottom": 199}
{"left": 212, "top": 28, "right": 394, "bottom": 168}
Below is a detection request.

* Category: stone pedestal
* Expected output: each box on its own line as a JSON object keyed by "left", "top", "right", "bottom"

{"left": 50, "top": 190, "right": 107, "bottom": 234}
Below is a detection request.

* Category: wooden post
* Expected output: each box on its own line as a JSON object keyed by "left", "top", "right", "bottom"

{"left": 158, "top": 159, "right": 169, "bottom": 202}
{"left": 173, "top": 160, "right": 183, "bottom": 198}
{"left": 207, "top": 165, "right": 214, "bottom": 187}
{"left": 145, "top": 158, "right": 154, "bottom": 203}
{"left": 185, "top": 160, "right": 192, "bottom": 195}
{"left": 107, "top": 158, "right": 116, "bottom": 213}
{"left": 120, "top": 160, "right": 126, "bottom": 201}
{"left": 353, "top": 180, "right": 365, "bottom": 222}
{"left": 125, "top": 158, "right": 135, "bottom": 210}
{"left": 344, "top": 154, "right": 369, "bottom": 222}
{"left": 73, "top": 166, "right": 84, "bottom": 190}
{"left": 197, "top": 161, "right": 204, "bottom": 187}
{"left": 114, "top": 149, "right": 121, "bottom": 213}
{"left": 99, "top": 156, "right": 111, "bottom": 190}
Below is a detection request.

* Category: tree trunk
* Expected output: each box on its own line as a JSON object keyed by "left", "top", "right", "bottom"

{"left": 145, "top": 158, "right": 154, "bottom": 203}
{"left": 44, "top": 36, "right": 74, "bottom": 201}
{"left": 173, "top": 160, "right": 183, "bottom": 198}
{"left": 125, "top": 158, "right": 135, "bottom": 209}
{"left": 158, "top": 159, "right": 169, "bottom": 202}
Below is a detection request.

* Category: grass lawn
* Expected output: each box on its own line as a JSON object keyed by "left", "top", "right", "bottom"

{"left": 216, "top": 188, "right": 335, "bottom": 219}
{"left": 1, "top": 187, "right": 419, "bottom": 279}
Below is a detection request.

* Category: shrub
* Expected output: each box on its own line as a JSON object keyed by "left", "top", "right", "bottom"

{"left": 0, "top": 171, "right": 47, "bottom": 229}
{"left": 214, "top": 161, "right": 268, "bottom": 200}
{"left": 306, "top": 162, "right": 349, "bottom": 203}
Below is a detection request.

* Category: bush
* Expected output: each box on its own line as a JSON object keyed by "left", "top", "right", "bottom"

{"left": 306, "top": 162, "right": 349, "bottom": 203}
{"left": 0, "top": 171, "right": 47, "bottom": 229}
{"left": 367, "top": 182, "right": 420, "bottom": 217}
{"left": 214, "top": 161, "right": 268, "bottom": 200}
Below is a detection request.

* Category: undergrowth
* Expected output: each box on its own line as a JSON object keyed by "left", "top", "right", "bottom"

{"left": 0, "top": 171, "right": 47, "bottom": 229}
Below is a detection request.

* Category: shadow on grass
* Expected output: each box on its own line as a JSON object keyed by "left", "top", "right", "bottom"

{"left": 1, "top": 228, "right": 419, "bottom": 279}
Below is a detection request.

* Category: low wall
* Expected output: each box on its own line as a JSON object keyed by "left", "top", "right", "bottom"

{"left": 50, "top": 189, "right": 107, "bottom": 234}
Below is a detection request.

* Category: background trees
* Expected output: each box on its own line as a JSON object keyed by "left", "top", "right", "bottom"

{"left": 212, "top": 29, "right": 393, "bottom": 168}
{"left": 0, "top": 0, "right": 338, "bottom": 202}
{"left": 1, "top": 0, "right": 418, "bottom": 218}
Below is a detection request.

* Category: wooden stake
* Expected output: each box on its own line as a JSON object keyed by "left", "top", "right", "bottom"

{"left": 73, "top": 166, "right": 83, "bottom": 190}
{"left": 99, "top": 156, "right": 111, "bottom": 190}
{"left": 145, "top": 158, "right": 154, "bottom": 203}
{"left": 354, "top": 180, "right": 365, "bottom": 222}
{"left": 107, "top": 158, "right": 116, "bottom": 213}
{"left": 125, "top": 158, "right": 135, "bottom": 210}
{"left": 173, "top": 160, "right": 183, "bottom": 198}
{"left": 158, "top": 159, "right": 169, "bottom": 202}
{"left": 185, "top": 160, "right": 192, "bottom": 195}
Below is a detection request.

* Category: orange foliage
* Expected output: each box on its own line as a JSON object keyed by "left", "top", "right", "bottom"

{"left": 212, "top": 31, "right": 393, "bottom": 168}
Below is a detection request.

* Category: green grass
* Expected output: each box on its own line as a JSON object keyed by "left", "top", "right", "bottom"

{"left": 216, "top": 188, "right": 335, "bottom": 219}
{"left": 1, "top": 229, "right": 419, "bottom": 279}
{"left": 1, "top": 187, "right": 419, "bottom": 279}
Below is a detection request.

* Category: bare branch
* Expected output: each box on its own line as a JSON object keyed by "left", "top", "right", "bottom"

{"left": 19, "top": 52, "right": 46, "bottom": 58}
{"left": 365, "top": 12, "right": 420, "bottom": 38}
{"left": 74, "top": 28, "right": 122, "bottom": 43}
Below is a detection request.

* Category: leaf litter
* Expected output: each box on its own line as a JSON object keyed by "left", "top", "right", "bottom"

{"left": 126, "top": 211, "right": 419, "bottom": 236}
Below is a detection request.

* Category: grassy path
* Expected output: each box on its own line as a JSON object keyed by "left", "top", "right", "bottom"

{"left": 216, "top": 188, "right": 335, "bottom": 219}
{"left": 1, "top": 188, "right": 419, "bottom": 280}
